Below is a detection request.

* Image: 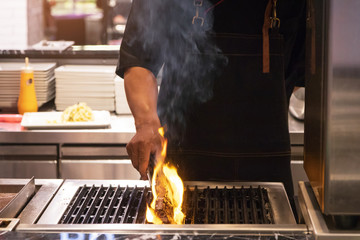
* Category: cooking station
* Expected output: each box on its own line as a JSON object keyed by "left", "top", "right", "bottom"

{"left": 1, "top": 0, "right": 360, "bottom": 239}
{"left": 37, "top": 180, "right": 295, "bottom": 226}
{"left": 1, "top": 177, "right": 360, "bottom": 240}
{"left": 1, "top": 178, "right": 308, "bottom": 238}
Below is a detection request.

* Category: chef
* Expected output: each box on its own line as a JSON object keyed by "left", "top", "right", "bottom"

{"left": 116, "top": 0, "right": 305, "bottom": 209}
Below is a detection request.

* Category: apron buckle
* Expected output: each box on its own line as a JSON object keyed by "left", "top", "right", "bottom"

{"left": 270, "top": 0, "right": 280, "bottom": 29}
{"left": 192, "top": 16, "right": 204, "bottom": 26}
{"left": 194, "top": 0, "right": 203, "bottom": 7}
{"left": 192, "top": 0, "right": 204, "bottom": 26}
{"left": 271, "top": 17, "right": 280, "bottom": 29}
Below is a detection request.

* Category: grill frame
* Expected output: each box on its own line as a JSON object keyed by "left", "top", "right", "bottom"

{"left": 37, "top": 180, "right": 296, "bottom": 225}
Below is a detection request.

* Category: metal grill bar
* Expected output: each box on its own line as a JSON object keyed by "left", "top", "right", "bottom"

{"left": 204, "top": 187, "right": 209, "bottom": 224}
{"left": 259, "top": 187, "right": 269, "bottom": 223}
{"left": 104, "top": 186, "right": 122, "bottom": 223}
{"left": 232, "top": 186, "right": 239, "bottom": 223}
{"left": 73, "top": 185, "right": 97, "bottom": 224}
{"left": 119, "top": 186, "right": 137, "bottom": 223}
{"left": 249, "top": 186, "right": 258, "bottom": 223}
{"left": 91, "top": 185, "right": 112, "bottom": 223}
{"left": 61, "top": 186, "right": 85, "bottom": 224}
{"left": 241, "top": 187, "right": 249, "bottom": 223}
{"left": 131, "top": 186, "right": 149, "bottom": 223}
{"left": 223, "top": 187, "right": 229, "bottom": 223}
{"left": 82, "top": 185, "right": 105, "bottom": 224}
{"left": 111, "top": 186, "right": 130, "bottom": 223}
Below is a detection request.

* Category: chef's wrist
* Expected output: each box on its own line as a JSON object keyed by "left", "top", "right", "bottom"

{"left": 134, "top": 115, "right": 161, "bottom": 131}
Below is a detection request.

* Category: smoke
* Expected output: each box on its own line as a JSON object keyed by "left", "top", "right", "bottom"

{"left": 126, "top": 0, "right": 228, "bottom": 142}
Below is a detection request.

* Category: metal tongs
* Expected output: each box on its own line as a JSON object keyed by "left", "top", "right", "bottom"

{"left": 147, "top": 154, "right": 156, "bottom": 187}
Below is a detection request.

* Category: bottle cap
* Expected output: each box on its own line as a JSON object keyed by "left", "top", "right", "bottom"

{"left": 22, "top": 57, "right": 33, "bottom": 72}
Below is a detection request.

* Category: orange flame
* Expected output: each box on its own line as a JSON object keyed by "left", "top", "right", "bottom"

{"left": 146, "top": 127, "right": 185, "bottom": 224}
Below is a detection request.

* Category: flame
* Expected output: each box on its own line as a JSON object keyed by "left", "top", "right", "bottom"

{"left": 146, "top": 127, "right": 185, "bottom": 224}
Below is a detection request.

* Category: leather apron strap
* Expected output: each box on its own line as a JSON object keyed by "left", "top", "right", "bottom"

{"left": 263, "top": 0, "right": 280, "bottom": 73}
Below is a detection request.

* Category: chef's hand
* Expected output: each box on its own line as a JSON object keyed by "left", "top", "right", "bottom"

{"left": 123, "top": 66, "right": 160, "bottom": 180}
{"left": 126, "top": 120, "right": 162, "bottom": 180}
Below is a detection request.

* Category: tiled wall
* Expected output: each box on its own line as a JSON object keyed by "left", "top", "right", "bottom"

{"left": 27, "top": 0, "right": 44, "bottom": 46}
{"left": 0, "top": 0, "right": 43, "bottom": 49}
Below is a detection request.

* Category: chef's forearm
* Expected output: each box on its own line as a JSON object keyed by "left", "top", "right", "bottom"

{"left": 124, "top": 67, "right": 160, "bottom": 128}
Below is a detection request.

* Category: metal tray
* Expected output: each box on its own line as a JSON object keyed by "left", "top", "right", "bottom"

{"left": 0, "top": 177, "right": 36, "bottom": 218}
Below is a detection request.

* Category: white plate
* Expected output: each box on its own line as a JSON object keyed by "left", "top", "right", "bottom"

{"left": 21, "top": 111, "right": 111, "bottom": 129}
{"left": 56, "top": 92, "right": 115, "bottom": 98}
{"left": 31, "top": 40, "right": 74, "bottom": 51}
{"left": 0, "top": 62, "right": 57, "bottom": 72}
{"left": 55, "top": 77, "right": 115, "bottom": 84}
{"left": 55, "top": 65, "right": 116, "bottom": 74}
{"left": 56, "top": 86, "right": 114, "bottom": 92}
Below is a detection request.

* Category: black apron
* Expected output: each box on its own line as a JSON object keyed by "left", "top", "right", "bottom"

{"left": 158, "top": 0, "right": 293, "bottom": 199}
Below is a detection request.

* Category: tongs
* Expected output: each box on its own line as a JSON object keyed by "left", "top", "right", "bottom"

{"left": 147, "top": 154, "right": 156, "bottom": 187}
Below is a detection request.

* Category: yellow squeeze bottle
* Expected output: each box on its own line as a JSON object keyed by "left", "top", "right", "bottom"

{"left": 18, "top": 57, "right": 38, "bottom": 114}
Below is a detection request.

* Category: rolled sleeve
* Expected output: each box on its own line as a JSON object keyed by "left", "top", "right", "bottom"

{"left": 116, "top": 0, "right": 165, "bottom": 78}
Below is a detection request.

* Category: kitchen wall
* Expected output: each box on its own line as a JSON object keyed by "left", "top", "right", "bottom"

{"left": 0, "top": 0, "right": 43, "bottom": 50}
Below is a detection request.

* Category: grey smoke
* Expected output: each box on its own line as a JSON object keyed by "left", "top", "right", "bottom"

{"left": 125, "top": 0, "right": 227, "bottom": 142}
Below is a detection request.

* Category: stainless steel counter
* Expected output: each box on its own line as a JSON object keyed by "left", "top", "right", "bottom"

{"left": 0, "top": 113, "right": 304, "bottom": 180}
{"left": 299, "top": 181, "right": 360, "bottom": 240}
{"left": 0, "top": 114, "right": 135, "bottom": 144}
{"left": 0, "top": 113, "right": 303, "bottom": 145}
{"left": 0, "top": 178, "right": 63, "bottom": 224}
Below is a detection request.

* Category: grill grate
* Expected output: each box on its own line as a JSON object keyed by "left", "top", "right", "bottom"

{"left": 183, "top": 186, "right": 274, "bottom": 224}
{"left": 59, "top": 185, "right": 273, "bottom": 224}
{"left": 59, "top": 185, "right": 150, "bottom": 224}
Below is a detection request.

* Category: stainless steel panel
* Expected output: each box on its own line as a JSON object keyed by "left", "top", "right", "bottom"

{"left": 18, "top": 179, "right": 64, "bottom": 224}
{"left": 304, "top": 0, "right": 327, "bottom": 212}
{"left": 289, "top": 113, "right": 305, "bottom": 146}
{"left": 0, "top": 160, "right": 57, "bottom": 178}
{"left": 0, "top": 115, "right": 135, "bottom": 144}
{"left": 0, "top": 177, "right": 35, "bottom": 218}
{"left": 60, "top": 159, "right": 139, "bottom": 179}
{"left": 60, "top": 146, "right": 127, "bottom": 158}
{"left": 1, "top": 115, "right": 303, "bottom": 145}
{"left": 291, "top": 160, "right": 309, "bottom": 196}
{"left": 298, "top": 182, "right": 360, "bottom": 240}
{"left": 0, "top": 130, "right": 135, "bottom": 144}
{"left": 0, "top": 179, "right": 64, "bottom": 224}
{"left": 325, "top": 0, "right": 360, "bottom": 215}
{"left": 38, "top": 180, "right": 295, "bottom": 225}
{"left": 304, "top": 0, "right": 360, "bottom": 215}
{"left": 17, "top": 223, "right": 308, "bottom": 235}
{"left": 0, "top": 145, "right": 57, "bottom": 157}
{"left": 291, "top": 146, "right": 304, "bottom": 160}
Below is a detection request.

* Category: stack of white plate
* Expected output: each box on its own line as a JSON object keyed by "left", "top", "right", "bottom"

{"left": 114, "top": 76, "right": 131, "bottom": 114}
{"left": 55, "top": 65, "right": 116, "bottom": 111}
{"left": 0, "top": 62, "right": 56, "bottom": 109}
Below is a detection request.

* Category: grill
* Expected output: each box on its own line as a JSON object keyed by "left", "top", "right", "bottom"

{"left": 183, "top": 186, "right": 273, "bottom": 224}
{"left": 60, "top": 185, "right": 150, "bottom": 224}
{"left": 59, "top": 184, "right": 273, "bottom": 224}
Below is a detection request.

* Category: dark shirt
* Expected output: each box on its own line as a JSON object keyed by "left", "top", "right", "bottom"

{"left": 116, "top": 0, "right": 306, "bottom": 99}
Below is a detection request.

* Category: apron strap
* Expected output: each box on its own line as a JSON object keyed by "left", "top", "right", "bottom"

{"left": 192, "top": 0, "right": 279, "bottom": 73}
{"left": 262, "top": 0, "right": 280, "bottom": 73}
{"left": 192, "top": 0, "right": 205, "bottom": 26}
